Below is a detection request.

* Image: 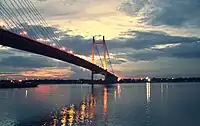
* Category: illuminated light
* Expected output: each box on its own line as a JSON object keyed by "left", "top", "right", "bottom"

{"left": 20, "top": 31, "right": 28, "bottom": 36}
{"left": 146, "top": 77, "right": 151, "bottom": 82}
{"left": 89, "top": 95, "right": 95, "bottom": 119}
{"left": 75, "top": 111, "right": 80, "bottom": 124}
{"left": 61, "top": 107, "right": 67, "bottom": 126}
{"left": 25, "top": 90, "right": 28, "bottom": 98}
{"left": 146, "top": 82, "right": 151, "bottom": 103}
{"left": 103, "top": 87, "right": 108, "bottom": 113}
{"left": 0, "top": 21, "right": 5, "bottom": 27}
{"left": 37, "top": 38, "right": 44, "bottom": 42}
{"left": 46, "top": 39, "right": 50, "bottom": 42}
{"left": 47, "top": 92, "right": 97, "bottom": 125}
{"left": 52, "top": 43, "right": 56, "bottom": 46}
{"left": 61, "top": 117, "right": 66, "bottom": 126}
{"left": 68, "top": 50, "right": 74, "bottom": 54}
{"left": 117, "top": 77, "right": 121, "bottom": 81}
{"left": 18, "top": 80, "right": 23, "bottom": 82}
{"left": 23, "top": 31, "right": 27, "bottom": 35}
{"left": 60, "top": 47, "right": 66, "bottom": 50}
{"left": 117, "top": 84, "right": 121, "bottom": 99}
{"left": 67, "top": 104, "right": 75, "bottom": 126}
{"left": 114, "top": 89, "right": 117, "bottom": 101}
{"left": 161, "top": 84, "right": 164, "bottom": 93}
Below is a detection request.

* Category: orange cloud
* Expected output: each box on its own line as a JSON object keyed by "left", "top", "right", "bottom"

{"left": 0, "top": 67, "right": 73, "bottom": 79}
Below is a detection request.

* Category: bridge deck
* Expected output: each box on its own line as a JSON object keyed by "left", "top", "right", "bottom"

{"left": 0, "top": 29, "right": 118, "bottom": 81}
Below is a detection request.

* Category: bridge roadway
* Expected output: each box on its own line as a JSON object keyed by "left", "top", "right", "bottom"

{"left": 0, "top": 28, "right": 118, "bottom": 82}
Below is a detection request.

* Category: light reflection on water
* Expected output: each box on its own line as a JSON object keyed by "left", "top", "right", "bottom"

{"left": 44, "top": 91, "right": 97, "bottom": 126}
{"left": 1, "top": 83, "right": 200, "bottom": 126}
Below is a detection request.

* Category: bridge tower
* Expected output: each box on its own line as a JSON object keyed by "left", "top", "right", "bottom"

{"left": 91, "top": 36, "right": 117, "bottom": 83}
{"left": 92, "top": 36, "right": 107, "bottom": 70}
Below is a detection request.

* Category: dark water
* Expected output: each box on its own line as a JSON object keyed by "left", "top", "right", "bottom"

{"left": 0, "top": 83, "right": 200, "bottom": 126}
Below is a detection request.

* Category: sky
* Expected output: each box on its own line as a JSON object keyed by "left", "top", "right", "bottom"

{"left": 1, "top": 0, "right": 200, "bottom": 79}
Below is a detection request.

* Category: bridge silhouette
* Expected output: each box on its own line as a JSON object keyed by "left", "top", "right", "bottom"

{"left": 0, "top": 0, "right": 118, "bottom": 83}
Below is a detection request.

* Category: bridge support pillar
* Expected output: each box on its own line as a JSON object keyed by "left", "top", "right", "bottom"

{"left": 90, "top": 71, "right": 95, "bottom": 87}
{"left": 91, "top": 71, "right": 94, "bottom": 81}
{"left": 105, "top": 74, "right": 118, "bottom": 84}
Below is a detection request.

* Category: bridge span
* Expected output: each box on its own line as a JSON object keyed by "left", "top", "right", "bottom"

{"left": 0, "top": 28, "right": 118, "bottom": 83}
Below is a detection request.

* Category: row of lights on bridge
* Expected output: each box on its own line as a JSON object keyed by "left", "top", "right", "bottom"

{"left": 19, "top": 30, "right": 74, "bottom": 55}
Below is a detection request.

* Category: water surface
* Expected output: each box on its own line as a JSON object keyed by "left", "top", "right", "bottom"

{"left": 0, "top": 83, "right": 200, "bottom": 126}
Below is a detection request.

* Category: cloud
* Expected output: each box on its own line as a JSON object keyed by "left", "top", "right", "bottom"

{"left": 119, "top": 0, "right": 200, "bottom": 28}
{"left": 151, "top": 0, "right": 200, "bottom": 27}
{"left": 119, "top": 0, "right": 155, "bottom": 22}
{"left": 113, "top": 57, "right": 200, "bottom": 78}
{"left": 0, "top": 67, "right": 73, "bottom": 79}
{"left": 59, "top": 35, "right": 92, "bottom": 55}
{"left": 0, "top": 56, "right": 56, "bottom": 68}
{"left": 128, "top": 49, "right": 164, "bottom": 61}
{"left": 159, "top": 42, "right": 200, "bottom": 59}
{"left": 121, "top": 30, "right": 200, "bottom": 49}
{"left": 105, "top": 30, "right": 200, "bottom": 61}
{"left": 116, "top": 42, "right": 200, "bottom": 62}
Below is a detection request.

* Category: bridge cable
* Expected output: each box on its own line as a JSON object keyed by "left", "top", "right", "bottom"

{"left": 3, "top": 0, "right": 37, "bottom": 39}
{"left": 1, "top": 2, "right": 24, "bottom": 30}
{"left": 105, "top": 43, "right": 114, "bottom": 74}
{"left": 13, "top": 0, "right": 44, "bottom": 39}
{"left": 2, "top": 0, "right": 38, "bottom": 40}
{"left": 11, "top": 0, "right": 43, "bottom": 40}
{"left": 0, "top": 6, "right": 13, "bottom": 29}
{"left": 3, "top": 0, "right": 60, "bottom": 47}
{"left": 19, "top": 0, "right": 61, "bottom": 47}
{"left": 0, "top": 4, "right": 19, "bottom": 31}
{"left": 24, "top": 0, "right": 63, "bottom": 48}
{"left": 1, "top": 3, "right": 28, "bottom": 34}
{"left": 95, "top": 46, "right": 104, "bottom": 68}
{"left": 25, "top": 0, "right": 62, "bottom": 43}
{"left": 15, "top": 0, "right": 56, "bottom": 44}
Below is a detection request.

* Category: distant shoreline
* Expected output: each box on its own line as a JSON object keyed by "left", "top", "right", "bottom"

{"left": 1, "top": 77, "right": 200, "bottom": 85}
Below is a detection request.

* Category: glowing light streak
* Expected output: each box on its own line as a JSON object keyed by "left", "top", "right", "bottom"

{"left": 25, "top": 90, "right": 28, "bottom": 98}
{"left": 103, "top": 87, "right": 108, "bottom": 113}
{"left": 114, "top": 89, "right": 117, "bottom": 101}
{"left": 146, "top": 82, "right": 151, "bottom": 103}
{"left": 117, "top": 84, "right": 121, "bottom": 99}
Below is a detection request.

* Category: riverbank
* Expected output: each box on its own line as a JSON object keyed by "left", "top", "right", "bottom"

{"left": 0, "top": 80, "right": 39, "bottom": 88}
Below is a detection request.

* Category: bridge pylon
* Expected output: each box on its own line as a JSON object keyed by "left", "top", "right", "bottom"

{"left": 92, "top": 36, "right": 107, "bottom": 70}
{"left": 91, "top": 36, "right": 118, "bottom": 83}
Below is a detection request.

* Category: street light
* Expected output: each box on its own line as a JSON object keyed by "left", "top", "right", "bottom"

{"left": 68, "top": 50, "right": 74, "bottom": 54}
{"left": 19, "top": 30, "right": 28, "bottom": 36}
{"left": 52, "top": 43, "right": 56, "bottom": 46}
{"left": 60, "top": 47, "right": 66, "bottom": 50}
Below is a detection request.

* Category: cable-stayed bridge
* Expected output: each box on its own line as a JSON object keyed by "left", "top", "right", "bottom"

{"left": 0, "top": 0, "right": 118, "bottom": 83}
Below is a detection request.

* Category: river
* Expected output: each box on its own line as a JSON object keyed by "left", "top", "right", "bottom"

{"left": 0, "top": 83, "right": 200, "bottom": 126}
